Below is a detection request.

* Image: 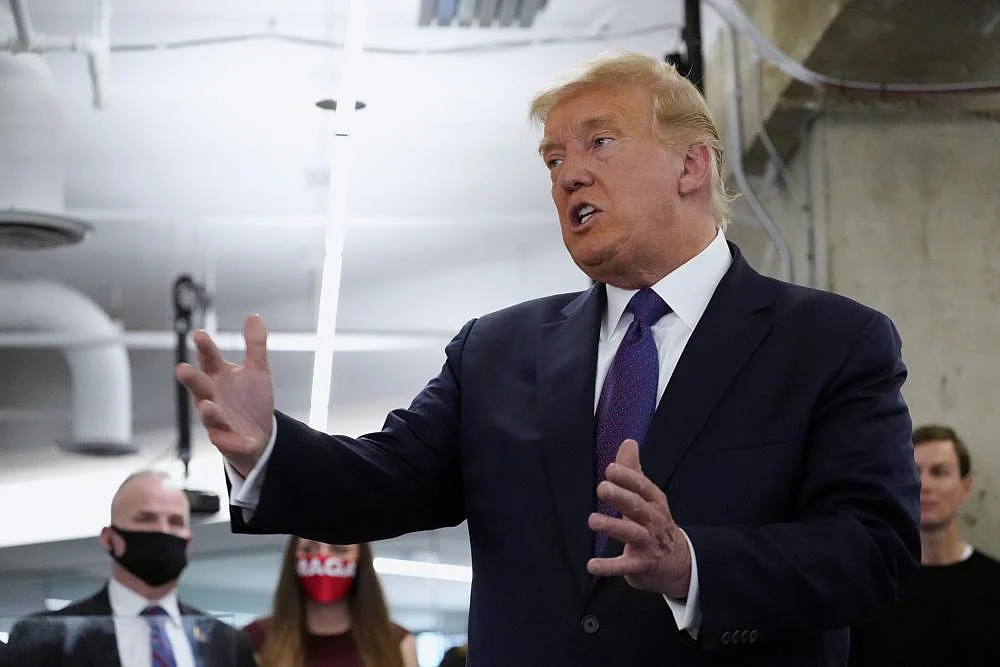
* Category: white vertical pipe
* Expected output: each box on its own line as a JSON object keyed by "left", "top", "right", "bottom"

{"left": 87, "top": 0, "right": 112, "bottom": 108}
{"left": 308, "top": 0, "right": 369, "bottom": 430}
{"left": 8, "top": 0, "right": 35, "bottom": 51}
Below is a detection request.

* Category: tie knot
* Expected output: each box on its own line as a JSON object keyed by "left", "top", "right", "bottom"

{"left": 626, "top": 288, "right": 670, "bottom": 325}
{"left": 141, "top": 605, "right": 168, "bottom": 619}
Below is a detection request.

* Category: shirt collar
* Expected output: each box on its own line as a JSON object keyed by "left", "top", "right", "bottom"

{"left": 108, "top": 576, "right": 183, "bottom": 628}
{"left": 604, "top": 229, "right": 732, "bottom": 335}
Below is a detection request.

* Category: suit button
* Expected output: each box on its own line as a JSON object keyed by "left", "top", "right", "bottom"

{"left": 721, "top": 631, "right": 732, "bottom": 645}
{"left": 580, "top": 614, "right": 600, "bottom": 634}
{"left": 749, "top": 629, "right": 759, "bottom": 643}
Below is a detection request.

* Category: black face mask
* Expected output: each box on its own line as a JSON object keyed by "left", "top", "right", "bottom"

{"left": 109, "top": 526, "right": 189, "bottom": 586}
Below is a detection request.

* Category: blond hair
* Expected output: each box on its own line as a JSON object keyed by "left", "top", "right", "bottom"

{"left": 529, "top": 50, "right": 736, "bottom": 228}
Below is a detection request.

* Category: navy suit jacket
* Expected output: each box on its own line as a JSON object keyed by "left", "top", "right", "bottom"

{"left": 5, "top": 587, "right": 255, "bottom": 667}
{"left": 233, "top": 245, "right": 920, "bottom": 666}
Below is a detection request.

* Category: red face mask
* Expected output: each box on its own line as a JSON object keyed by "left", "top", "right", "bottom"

{"left": 296, "top": 554, "right": 357, "bottom": 604}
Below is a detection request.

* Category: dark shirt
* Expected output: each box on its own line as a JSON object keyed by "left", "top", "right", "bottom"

{"left": 437, "top": 645, "right": 467, "bottom": 667}
{"left": 850, "top": 550, "right": 1000, "bottom": 666}
{"left": 244, "top": 617, "right": 408, "bottom": 667}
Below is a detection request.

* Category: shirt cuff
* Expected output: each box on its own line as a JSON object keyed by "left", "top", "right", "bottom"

{"left": 225, "top": 415, "right": 278, "bottom": 522}
{"left": 662, "top": 528, "right": 702, "bottom": 639}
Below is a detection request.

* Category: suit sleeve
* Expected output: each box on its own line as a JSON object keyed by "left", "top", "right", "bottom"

{"left": 233, "top": 627, "right": 258, "bottom": 667}
{"left": 4, "top": 615, "right": 68, "bottom": 667}
{"left": 228, "top": 319, "right": 474, "bottom": 543}
{"left": 684, "top": 312, "right": 921, "bottom": 650}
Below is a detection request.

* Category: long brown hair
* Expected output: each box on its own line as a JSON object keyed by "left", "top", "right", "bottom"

{"left": 258, "top": 538, "right": 405, "bottom": 667}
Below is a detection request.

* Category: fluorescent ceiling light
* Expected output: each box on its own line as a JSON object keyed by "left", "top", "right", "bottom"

{"left": 308, "top": 0, "right": 368, "bottom": 431}
{"left": 374, "top": 557, "right": 472, "bottom": 583}
{"left": 418, "top": 0, "right": 547, "bottom": 27}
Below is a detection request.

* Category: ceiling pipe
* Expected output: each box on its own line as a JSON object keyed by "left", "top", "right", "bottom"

{"left": 704, "top": 0, "right": 1000, "bottom": 95}
{"left": 0, "top": 329, "right": 452, "bottom": 352}
{"left": 724, "top": 24, "right": 794, "bottom": 283}
{"left": 0, "top": 280, "right": 135, "bottom": 455}
{"left": 8, "top": 0, "right": 34, "bottom": 51}
{"left": 1, "top": 0, "right": 112, "bottom": 108}
{"left": 63, "top": 210, "right": 558, "bottom": 229}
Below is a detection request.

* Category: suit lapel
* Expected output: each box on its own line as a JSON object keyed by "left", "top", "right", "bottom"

{"left": 537, "top": 285, "right": 604, "bottom": 595}
{"left": 641, "top": 247, "right": 774, "bottom": 493}
{"left": 182, "top": 613, "right": 210, "bottom": 667}
{"left": 79, "top": 620, "right": 121, "bottom": 667}
{"left": 75, "top": 589, "right": 122, "bottom": 667}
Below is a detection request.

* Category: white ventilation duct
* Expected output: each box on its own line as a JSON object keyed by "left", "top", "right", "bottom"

{"left": 0, "top": 5, "right": 92, "bottom": 249}
{"left": 0, "top": 280, "right": 135, "bottom": 455}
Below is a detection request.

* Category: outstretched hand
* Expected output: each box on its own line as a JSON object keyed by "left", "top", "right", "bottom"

{"left": 586, "top": 439, "right": 692, "bottom": 599}
{"left": 175, "top": 314, "right": 275, "bottom": 477}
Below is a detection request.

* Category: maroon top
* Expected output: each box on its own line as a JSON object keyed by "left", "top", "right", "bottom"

{"left": 244, "top": 617, "right": 409, "bottom": 667}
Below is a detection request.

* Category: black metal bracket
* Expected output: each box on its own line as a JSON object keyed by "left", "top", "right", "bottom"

{"left": 172, "top": 275, "right": 209, "bottom": 481}
{"left": 665, "top": 0, "right": 705, "bottom": 93}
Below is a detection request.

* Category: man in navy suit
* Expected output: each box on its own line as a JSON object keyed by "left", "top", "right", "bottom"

{"left": 177, "top": 51, "right": 919, "bottom": 665}
{"left": 5, "top": 471, "right": 255, "bottom": 667}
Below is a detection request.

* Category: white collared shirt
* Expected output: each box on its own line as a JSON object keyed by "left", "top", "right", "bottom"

{"left": 596, "top": 228, "right": 732, "bottom": 637}
{"left": 597, "top": 228, "right": 732, "bottom": 409}
{"left": 107, "top": 578, "right": 196, "bottom": 667}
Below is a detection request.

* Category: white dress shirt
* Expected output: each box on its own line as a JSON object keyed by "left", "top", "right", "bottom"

{"left": 597, "top": 229, "right": 732, "bottom": 637}
{"left": 107, "top": 578, "right": 196, "bottom": 667}
{"left": 230, "top": 230, "right": 732, "bottom": 638}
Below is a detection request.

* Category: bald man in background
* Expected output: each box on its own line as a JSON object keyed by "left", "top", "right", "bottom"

{"left": 6, "top": 471, "right": 255, "bottom": 667}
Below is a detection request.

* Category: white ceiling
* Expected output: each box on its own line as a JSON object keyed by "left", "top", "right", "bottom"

{"left": 0, "top": 0, "right": 687, "bottom": 448}
{"left": 0, "top": 0, "right": 689, "bottom": 628}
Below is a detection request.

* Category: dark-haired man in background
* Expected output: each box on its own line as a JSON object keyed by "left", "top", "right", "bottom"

{"left": 850, "top": 424, "right": 1000, "bottom": 666}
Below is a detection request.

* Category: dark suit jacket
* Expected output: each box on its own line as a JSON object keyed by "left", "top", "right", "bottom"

{"left": 233, "top": 245, "right": 920, "bottom": 666}
{"left": 5, "top": 586, "right": 255, "bottom": 667}
{"left": 437, "top": 644, "right": 468, "bottom": 667}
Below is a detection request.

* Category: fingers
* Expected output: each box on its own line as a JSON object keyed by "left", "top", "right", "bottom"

{"left": 191, "top": 329, "right": 226, "bottom": 375}
{"left": 604, "top": 465, "right": 666, "bottom": 509}
{"left": 587, "top": 553, "right": 644, "bottom": 578}
{"left": 589, "top": 511, "right": 649, "bottom": 545}
{"left": 243, "top": 314, "right": 270, "bottom": 370}
{"left": 176, "top": 364, "right": 215, "bottom": 402}
{"left": 614, "top": 438, "right": 641, "bottom": 471}
{"left": 597, "top": 480, "right": 656, "bottom": 525}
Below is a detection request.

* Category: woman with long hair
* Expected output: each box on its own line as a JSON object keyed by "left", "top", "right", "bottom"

{"left": 244, "top": 538, "right": 418, "bottom": 667}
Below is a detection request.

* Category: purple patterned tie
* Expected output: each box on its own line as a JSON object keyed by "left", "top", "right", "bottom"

{"left": 594, "top": 287, "right": 671, "bottom": 555}
{"left": 141, "top": 606, "right": 178, "bottom": 667}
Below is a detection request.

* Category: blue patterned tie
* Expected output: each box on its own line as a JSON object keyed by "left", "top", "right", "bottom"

{"left": 141, "top": 606, "right": 178, "bottom": 667}
{"left": 594, "top": 288, "right": 671, "bottom": 555}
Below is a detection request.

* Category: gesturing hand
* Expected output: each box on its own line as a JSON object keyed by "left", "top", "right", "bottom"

{"left": 175, "top": 314, "right": 275, "bottom": 477}
{"left": 586, "top": 439, "right": 692, "bottom": 599}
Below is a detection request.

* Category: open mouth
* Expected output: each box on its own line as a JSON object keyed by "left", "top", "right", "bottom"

{"left": 570, "top": 202, "right": 602, "bottom": 229}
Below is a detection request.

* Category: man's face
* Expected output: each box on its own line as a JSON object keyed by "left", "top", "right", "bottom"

{"left": 539, "top": 85, "right": 689, "bottom": 287}
{"left": 102, "top": 475, "right": 191, "bottom": 556}
{"left": 915, "top": 439, "right": 972, "bottom": 531}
